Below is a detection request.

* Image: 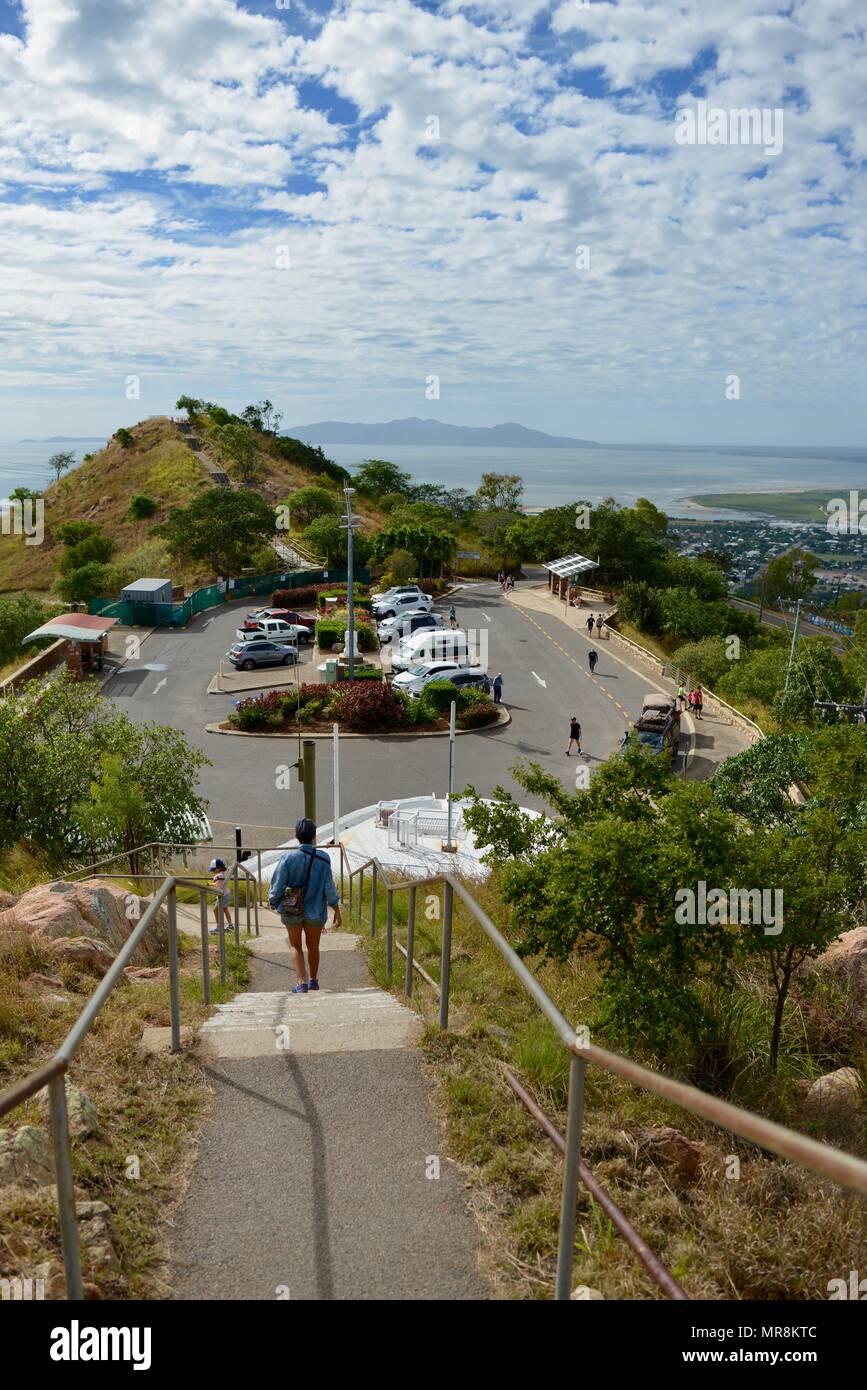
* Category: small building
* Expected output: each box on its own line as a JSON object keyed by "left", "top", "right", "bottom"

{"left": 21, "top": 612, "right": 118, "bottom": 682}
{"left": 120, "top": 577, "right": 173, "bottom": 605}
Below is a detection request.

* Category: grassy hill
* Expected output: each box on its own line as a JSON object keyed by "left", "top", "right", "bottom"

{"left": 0, "top": 416, "right": 384, "bottom": 599}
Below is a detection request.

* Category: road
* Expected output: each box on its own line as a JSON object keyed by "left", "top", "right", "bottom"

{"left": 728, "top": 596, "right": 846, "bottom": 644}
{"left": 104, "top": 582, "right": 698, "bottom": 840}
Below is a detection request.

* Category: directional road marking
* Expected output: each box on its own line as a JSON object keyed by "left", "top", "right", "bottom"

{"left": 152, "top": 678, "right": 168, "bottom": 695}
{"left": 531, "top": 671, "right": 547, "bottom": 688}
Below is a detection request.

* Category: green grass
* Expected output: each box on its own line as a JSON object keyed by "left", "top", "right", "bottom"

{"left": 689, "top": 489, "right": 854, "bottom": 523}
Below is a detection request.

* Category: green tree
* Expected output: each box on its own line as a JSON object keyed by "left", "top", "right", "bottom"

{"left": 669, "top": 636, "right": 732, "bottom": 688}
{"left": 176, "top": 395, "right": 206, "bottom": 417}
{"left": 385, "top": 548, "right": 417, "bottom": 582}
{"left": 58, "top": 533, "right": 114, "bottom": 573}
{"left": 55, "top": 520, "right": 101, "bottom": 547}
{"left": 213, "top": 422, "right": 263, "bottom": 485}
{"left": 115, "top": 428, "right": 134, "bottom": 448}
{"left": 9, "top": 486, "right": 41, "bottom": 503}
{"left": 283, "top": 485, "right": 339, "bottom": 528}
{"left": 241, "top": 399, "right": 283, "bottom": 434}
{"left": 159, "top": 490, "right": 277, "bottom": 575}
{"left": 302, "top": 515, "right": 345, "bottom": 566}
{"left": 271, "top": 436, "right": 350, "bottom": 484}
{"left": 371, "top": 523, "right": 455, "bottom": 577}
{"left": 0, "top": 595, "right": 62, "bottom": 666}
{"left": 475, "top": 471, "right": 524, "bottom": 512}
{"left": 48, "top": 450, "right": 75, "bottom": 483}
{"left": 764, "top": 548, "right": 818, "bottom": 606}
{"left": 56, "top": 562, "right": 111, "bottom": 604}
{"left": 354, "top": 459, "right": 412, "bottom": 497}
{"left": 618, "top": 580, "right": 663, "bottom": 635}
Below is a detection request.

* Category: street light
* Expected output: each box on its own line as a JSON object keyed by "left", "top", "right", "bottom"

{"left": 340, "top": 485, "right": 362, "bottom": 680}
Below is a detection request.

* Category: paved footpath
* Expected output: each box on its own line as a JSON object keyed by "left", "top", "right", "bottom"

{"left": 170, "top": 908, "right": 487, "bottom": 1301}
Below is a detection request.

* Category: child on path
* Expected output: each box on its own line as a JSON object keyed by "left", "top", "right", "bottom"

{"left": 208, "top": 858, "right": 234, "bottom": 935}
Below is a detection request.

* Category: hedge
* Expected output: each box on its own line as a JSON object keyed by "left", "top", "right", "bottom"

{"left": 315, "top": 619, "right": 378, "bottom": 652}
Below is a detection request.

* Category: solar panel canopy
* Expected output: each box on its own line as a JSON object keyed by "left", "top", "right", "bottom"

{"left": 544, "top": 553, "right": 599, "bottom": 578}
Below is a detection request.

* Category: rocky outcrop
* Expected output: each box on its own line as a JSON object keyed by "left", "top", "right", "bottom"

{"left": 38, "top": 1083, "right": 102, "bottom": 1141}
{"left": 815, "top": 927, "right": 867, "bottom": 1007}
{"left": 805, "top": 1067, "right": 862, "bottom": 1116}
{"left": 0, "top": 1125, "right": 54, "bottom": 1187}
{"left": 635, "top": 1125, "right": 711, "bottom": 1184}
{"left": 0, "top": 879, "right": 167, "bottom": 969}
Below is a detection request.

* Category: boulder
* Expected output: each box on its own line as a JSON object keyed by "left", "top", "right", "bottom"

{"left": 76, "top": 1199, "right": 119, "bottom": 1272}
{"left": 0, "top": 1126, "right": 54, "bottom": 1187}
{"left": 571, "top": 1285, "right": 605, "bottom": 1300}
{"left": 805, "top": 1067, "right": 862, "bottom": 1116}
{"left": 44, "top": 937, "right": 115, "bottom": 977}
{"left": 635, "top": 1125, "right": 705, "bottom": 1183}
{"left": 0, "top": 879, "right": 167, "bottom": 965}
{"left": 25, "top": 972, "right": 64, "bottom": 990}
{"left": 38, "top": 1083, "right": 102, "bottom": 1140}
{"left": 815, "top": 927, "right": 867, "bottom": 1005}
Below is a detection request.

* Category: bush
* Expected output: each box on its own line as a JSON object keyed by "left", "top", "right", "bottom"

{"left": 314, "top": 617, "right": 377, "bottom": 651}
{"left": 229, "top": 690, "right": 285, "bottom": 730}
{"left": 283, "top": 485, "right": 339, "bottom": 528}
{"left": 419, "top": 679, "right": 462, "bottom": 718}
{"left": 328, "top": 681, "right": 406, "bottom": 731}
{"left": 115, "top": 427, "right": 134, "bottom": 448}
{"left": 127, "top": 494, "right": 158, "bottom": 521}
{"left": 619, "top": 580, "right": 663, "bottom": 634}
{"left": 457, "top": 702, "right": 499, "bottom": 729}
{"left": 669, "top": 636, "right": 732, "bottom": 688}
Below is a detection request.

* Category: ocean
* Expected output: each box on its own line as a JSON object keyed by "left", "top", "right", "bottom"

{"left": 3, "top": 437, "right": 866, "bottom": 521}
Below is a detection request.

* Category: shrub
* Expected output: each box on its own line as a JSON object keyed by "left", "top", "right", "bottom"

{"left": 669, "top": 636, "right": 732, "bottom": 688}
{"left": 457, "top": 702, "right": 499, "bottom": 729}
{"left": 328, "top": 681, "right": 406, "bottom": 731}
{"left": 314, "top": 618, "right": 377, "bottom": 651}
{"left": 229, "top": 690, "right": 285, "bottom": 730}
{"left": 419, "top": 679, "right": 461, "bottom": 719}
{"left": 115, "top": 427, "right": 134, "bottom": 448}
{"left": 127, "top": 494, "right": 158, "bottom": 521}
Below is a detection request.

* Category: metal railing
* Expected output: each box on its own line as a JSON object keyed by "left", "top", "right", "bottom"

{"left": 348, "top": 854, "right": 867, "bottom": 1302}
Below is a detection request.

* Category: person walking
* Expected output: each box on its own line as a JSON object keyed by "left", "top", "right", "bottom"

{"left": 586, "top": 614, "right": 594, "bottom": 636}
{"left": 588, "top": 648, "right": 598, "bottom": 674}
{"left": 492, "top": 672, "right": 503, "bottom": 703}
{"left": 566, "top": 716, "right": 582, "bottom": 755}
{"left": 208, "top": 858, "right": 234, "bottom": 935}
{"left": 595, "top": 613, "right": 604, "bottom": 639}
{"left": 691, "top": 684, "right": 704, "bottom": 720}
{"left": 268, "top": 818, "right": 342, "bottom": 993}
{"left": 448, "top": 604, "right": 457, "bottom": 629}
{"left": 677, "top": 681, "right": 686, "bottom": 711}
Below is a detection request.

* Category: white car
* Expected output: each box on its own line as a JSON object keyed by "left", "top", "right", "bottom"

{"left": 372, "top": 590, "right": 432, "bottom": 620}
{"left": 377, "top": 610, "right": 445, "bottom": 643}
{"left": 392, "top": 662, "right": 468, "bottom": 698}
{"left": 235, "top": 617, "right": 310, "bottom": 646}
{"left": 370, "top": 584, "right": 424, "bottom": 605}
{"left": 391, "top": 627, "right": 472, "bottom": 673}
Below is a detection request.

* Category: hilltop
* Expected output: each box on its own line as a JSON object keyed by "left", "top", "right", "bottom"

{"left": 283, "top": 417, "right": 597, "bottom": 448}
{"left": 0, "top": 415, "right": 386, "bottom": 599}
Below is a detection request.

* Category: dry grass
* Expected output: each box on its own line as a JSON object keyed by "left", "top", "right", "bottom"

{"left": 362, "top": 875, "right": 866, "bottom": 1301}
{"left": 0, "top": 898, "right": 249, "bottom": 1298}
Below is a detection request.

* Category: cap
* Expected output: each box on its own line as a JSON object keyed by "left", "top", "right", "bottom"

{"left": 209, "top": 858, "right": 226, "bottom": 871}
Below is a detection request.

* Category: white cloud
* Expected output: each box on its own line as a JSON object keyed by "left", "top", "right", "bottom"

{"left": 0, "top": 0, "right": 865, "bottom": 441}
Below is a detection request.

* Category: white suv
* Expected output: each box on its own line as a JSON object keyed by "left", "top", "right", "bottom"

{"left": 372, "top": 590, "right": 432, "bottom": 620}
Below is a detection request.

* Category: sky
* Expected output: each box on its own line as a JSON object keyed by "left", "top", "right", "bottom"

{"left": 0, "top": 0, "right": 865, "bottom": 446}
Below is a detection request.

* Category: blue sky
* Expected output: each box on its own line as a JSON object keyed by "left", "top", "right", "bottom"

{"left": 0, "top": 0, "right": 865, "bottom": 445}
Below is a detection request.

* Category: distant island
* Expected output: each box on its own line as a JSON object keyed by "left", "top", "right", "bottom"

{"left": 282, "top": 417, "right": 597, "bottom": 448}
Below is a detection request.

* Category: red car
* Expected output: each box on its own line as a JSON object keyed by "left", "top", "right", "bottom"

{"left": 239, "top": 606, "right": 316, "bottom": 634}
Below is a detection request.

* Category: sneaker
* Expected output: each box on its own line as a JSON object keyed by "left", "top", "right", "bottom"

{"left": 292, "top": 982, "right": 308, "bottom": 994}
{"left": 308, "top": 980, "right": 320, "bottom": 991}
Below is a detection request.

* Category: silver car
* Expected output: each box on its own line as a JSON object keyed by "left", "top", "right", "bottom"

{"left": 227, "top": 639, "right": 298, "bottom": 671}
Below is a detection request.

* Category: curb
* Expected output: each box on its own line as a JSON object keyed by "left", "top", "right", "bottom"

{"left": 203, "top": 707, "right": 511, "bottom": 739}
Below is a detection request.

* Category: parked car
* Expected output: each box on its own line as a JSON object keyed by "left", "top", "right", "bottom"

{"left": 370, "top": 584, "right": 425, "bottom": 606}
{"left": 372, "top": 590, "right": 432, "bottom": 620}
{"left": 227, "top": 640, "right": 299, "bottom": 671}
{"left": 238, "top": 607, "right": 316, "bottom": 635}
{"left": 235, "top": 617, "right": 311, "bottom": 646}
{"left": 630, "top": 694, "right": 681, "bottom": 761}
{"left": 377, "top": 610, "right": 444, "bottom": 643}
{"left": 446, "top": 669, "right": 491, "bottom": 695}
{"left": 391, "top": 662, "right": 468, "bottom": 698}
{"left": 391, "top": 627, "right": 473, "bottom": 673}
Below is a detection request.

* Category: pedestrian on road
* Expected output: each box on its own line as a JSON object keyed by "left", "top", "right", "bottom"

{"left": 492, "top": 672, "right": 503, "bottom": 703}
{"left": 208, "top": 858, "right": 234, "bottom": 936}
{"left": 586, "top": 615, "right": 594, "bottom": 636}
{"left": 448, "top": 605, "right": 457, "bottom": 629}
{"left": 268, "top": 818, "right": 342, "bottom": 994}
{"left": 595, "top": 613, "right": 604, "bottom": 638}
{"left": 691, "top": 684, "right": 704, "bottom": 720}
{"left": 677, "top": 682, "right": 686, "bottom": 711}
{"left": 588, "top": 648, "right": 598, "bottom": 673}
{"left": 566, "top": 717, "right": 582, "bottom": 755}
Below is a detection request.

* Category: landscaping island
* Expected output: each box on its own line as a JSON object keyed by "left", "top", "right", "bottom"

{"left": 217, "top": 677, "right": 502, "bottom": 736}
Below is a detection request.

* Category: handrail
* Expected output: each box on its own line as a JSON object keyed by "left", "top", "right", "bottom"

{"left": 0, "top": 871, "right": 241, "bottom": 1299}
{"left": 347, "top": 853, "right": 867, "bottom": 1301}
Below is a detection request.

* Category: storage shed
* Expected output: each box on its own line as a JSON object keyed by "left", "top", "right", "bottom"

{"left": 120, "top": 577, "right": 173, "bottom": 605}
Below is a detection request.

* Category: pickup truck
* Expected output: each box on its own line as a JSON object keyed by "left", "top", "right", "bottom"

{"left": 235, "top": 617, "right": 311, "bottom": 646}
{"left": 237, "top": 607, "right": 316, "bottom": 637}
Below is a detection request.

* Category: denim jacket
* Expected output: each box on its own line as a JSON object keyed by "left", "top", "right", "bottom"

{"left": 268, "top": 846, "right": 339, "bottom": 923}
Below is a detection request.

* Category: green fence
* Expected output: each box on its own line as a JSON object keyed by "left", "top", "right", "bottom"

{"left": 88, "top": 566, "right": 368, "bottom": 628}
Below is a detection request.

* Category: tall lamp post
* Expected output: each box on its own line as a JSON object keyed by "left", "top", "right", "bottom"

{"left": 340, "top": 485, "right": 362, "bottom": 680}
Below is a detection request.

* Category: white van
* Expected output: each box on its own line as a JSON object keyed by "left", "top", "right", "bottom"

{"left": 391, "top": 628, "right": 475, "bottom": 673}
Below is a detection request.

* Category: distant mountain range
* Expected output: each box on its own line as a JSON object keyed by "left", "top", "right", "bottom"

{"left": 282, "top": 418, "right": 597, "bottom": 448}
